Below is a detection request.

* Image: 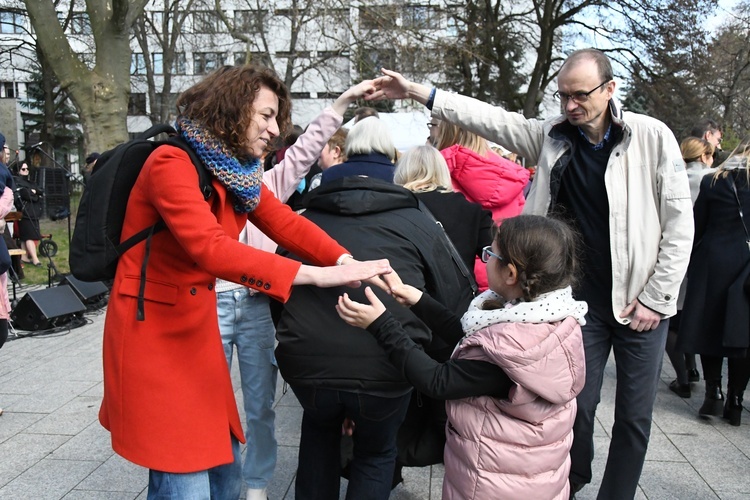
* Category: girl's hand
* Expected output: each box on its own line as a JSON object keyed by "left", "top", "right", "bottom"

{"left": 336, "top": 287, "right": 386, "bottom": 328}
{"left": 332, "top": 80, "right": 377, "bottom": 116}
{"left": 390, "top": 284, "right": 423, "bottom": 307}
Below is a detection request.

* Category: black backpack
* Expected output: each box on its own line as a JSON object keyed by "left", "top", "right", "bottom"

{"left": 71, "top": 124, "right": 213, "bottom": 314}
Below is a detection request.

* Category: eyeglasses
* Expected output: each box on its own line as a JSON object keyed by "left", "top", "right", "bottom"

{"left": 553, "top": 81, "right": 610, "bottom": 104}
{"left": 481, "top": 246, "right": 505, "bottom": 264}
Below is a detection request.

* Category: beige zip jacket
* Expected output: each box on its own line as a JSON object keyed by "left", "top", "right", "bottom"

{"left": 432, "top": 90, "right": 693, "bottom": 324}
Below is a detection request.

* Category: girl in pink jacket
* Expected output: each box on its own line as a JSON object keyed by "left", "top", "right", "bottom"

{"left": 437, "top": 122, "right": 529, "bottom": 291}
{"left": 337, "top": 215, "right": 587, "bottom": 500}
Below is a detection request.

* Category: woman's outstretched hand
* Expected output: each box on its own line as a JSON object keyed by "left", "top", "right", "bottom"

{"left": 336, "top": 287, "right": 386, "bottom": 329}
{"left": 294, "top": 259, "right": 392, "bottom": 288}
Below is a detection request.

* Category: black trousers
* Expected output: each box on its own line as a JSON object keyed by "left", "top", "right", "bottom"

{"left": 701, "top": 354, "right": 750, "bottom": 393}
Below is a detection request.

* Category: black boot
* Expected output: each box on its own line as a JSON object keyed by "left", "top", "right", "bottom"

{"left": 723, "top": 389, "right": 744, "bottom": 426}
{"left": 688, "top": 368, "right": 701, "bottom": 383}
{"left": 699, "top": 380, "right": 724, "bottom": 417}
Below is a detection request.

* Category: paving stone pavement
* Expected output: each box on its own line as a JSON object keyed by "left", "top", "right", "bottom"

{"left": 1, "top": 302, "right": 749, "bottom": 499}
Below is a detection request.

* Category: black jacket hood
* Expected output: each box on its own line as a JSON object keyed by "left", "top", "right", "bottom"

{"left": 304, "top": 176, "right": 418, "bottom": 216}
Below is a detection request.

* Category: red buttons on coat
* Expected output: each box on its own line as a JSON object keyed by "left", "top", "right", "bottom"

{"left": 208, "top": 283, "right": 214, "bottom": 291}
{"left": 263, "top": 283, "right": 271, "bottom": 290}
{"left": 248, "top": 278, "right": 256, "bottom": 285}
{"left": 240, "top": 275, "right": 248, "bottom": 283}
{"left": 256, "top": 280, "right": 263, "bottom": 288}
{"left": 190, "top": 287, "right": 197, "bottom": 295}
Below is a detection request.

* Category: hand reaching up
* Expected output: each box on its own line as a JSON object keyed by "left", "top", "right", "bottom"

{"left": 367, "top": 69, "right": 432, "bottom": 105}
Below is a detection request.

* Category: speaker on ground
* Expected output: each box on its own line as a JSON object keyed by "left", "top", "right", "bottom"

{"left": 11, "top": 286, "right": 86, "bottom": 331}
{"left": 59, "top": 275, "right": 109, "bottom": 305}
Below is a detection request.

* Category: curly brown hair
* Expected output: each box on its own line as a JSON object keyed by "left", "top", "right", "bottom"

{"left": 175, "top": 65, "right": 292, "bottom": 159}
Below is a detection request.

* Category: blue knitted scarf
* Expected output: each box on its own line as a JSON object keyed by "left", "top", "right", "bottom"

{"left": 176, "top": 116, "right": 262, "bottom": 213}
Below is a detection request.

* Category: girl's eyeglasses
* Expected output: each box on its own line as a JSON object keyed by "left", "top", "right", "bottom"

{"left": 481, "top": 246, "right": 504, "bottom": 264}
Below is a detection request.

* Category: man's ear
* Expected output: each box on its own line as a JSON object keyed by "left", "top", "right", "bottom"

{"left": 333, "top": 146, "right": 343, "bottom": 159}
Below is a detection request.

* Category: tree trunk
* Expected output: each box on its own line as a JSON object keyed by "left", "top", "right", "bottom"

{"left": 24, "top": 0, "right": 148, "bottom": 153}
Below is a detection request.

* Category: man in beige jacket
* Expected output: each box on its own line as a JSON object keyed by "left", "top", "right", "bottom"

{"left": 369, "top": 48, "right": 693, "bottom": 499}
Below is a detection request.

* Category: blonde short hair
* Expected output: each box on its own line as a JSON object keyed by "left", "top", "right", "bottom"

{"left": 394, "top": 146, "right": 453, "bottom": 193}
{"left": 345, "top": 117, "right": 397, "bottom": 162}
{"left": 680, "top": 137, "right": 714, "bottom": 163}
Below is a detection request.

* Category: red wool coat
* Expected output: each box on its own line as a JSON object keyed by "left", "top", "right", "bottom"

{"left": 99, "top": 146, "right": 347, "bottom": 472}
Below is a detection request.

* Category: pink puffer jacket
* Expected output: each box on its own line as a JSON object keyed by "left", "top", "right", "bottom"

{"left": 443, "top": 317, "right": 585, "bottom": 500}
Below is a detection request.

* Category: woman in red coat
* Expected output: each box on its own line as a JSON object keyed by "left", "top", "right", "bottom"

{"left": 99, "top": 65, "right": 391, "bottom": 499}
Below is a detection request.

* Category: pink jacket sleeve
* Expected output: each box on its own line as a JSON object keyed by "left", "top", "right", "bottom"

{"left": 247, "top": 107, "right": 344, "bottom": 253}
{"left": 0, "top": 186, "right": 14, "bottom": 218}
{"left": 0, "top": 187, "right": 14, "bottom": 319}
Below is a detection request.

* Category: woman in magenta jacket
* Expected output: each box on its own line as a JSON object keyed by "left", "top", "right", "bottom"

{"left": 436, "top": 122, "right": 529, "bottom": 290}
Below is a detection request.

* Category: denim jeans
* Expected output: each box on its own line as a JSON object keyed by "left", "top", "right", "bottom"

{"left": 291, "top": 385, "right": 411, "bottom": 500}
{"left": 147, "top": 436, "right": 242, "bottom": 499}
{"left": 217, "top": 288, "right": 278, "bottom": 489}
{"left": 569, "top": 306, "right": 668, "bottom": 500}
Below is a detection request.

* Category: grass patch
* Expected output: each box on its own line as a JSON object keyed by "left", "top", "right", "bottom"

{"left": 15, "top": 194, "right": 79, "bottom": 286}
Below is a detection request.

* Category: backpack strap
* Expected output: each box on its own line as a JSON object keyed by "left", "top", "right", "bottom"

{"left": 165, "top": 136, "right": 213, "bottom": 200}
{"left": 117, "top": 131, "right": 213, "bottom": 321}
{"left": 137, "top": 123, "right": 178, "bottom": 140}
{"left": 417, "top": 199, "right": 479, "bottom": 296}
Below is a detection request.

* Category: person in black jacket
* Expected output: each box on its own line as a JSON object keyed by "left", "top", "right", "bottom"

{"left": 14, "top": 162, "right": 43, "bottom": 266}
{"left": 677, "top": 151, "right": 750, "bottom": 426}
{"left": 275, "top": 119, "right": 480, "bottom": 500}
{"left": 394, "top": 145, "right": 493, "bottom": 279}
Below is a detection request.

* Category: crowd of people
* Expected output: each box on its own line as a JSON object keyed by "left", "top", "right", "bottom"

{"left": 1, "top": 47, "right": 748, "bottom": 500}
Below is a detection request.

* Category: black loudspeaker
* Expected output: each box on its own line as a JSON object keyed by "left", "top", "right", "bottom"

{"left": 59, "top": 275, "right": 109, "bottom": 304}
{"left": 11, "top": 286, "right": 86, "bottom": 331}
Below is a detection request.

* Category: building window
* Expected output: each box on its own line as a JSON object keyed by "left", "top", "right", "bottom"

{"left": 153, "top": 93, "right": 179, "bottom": 114}
{"left": 359, "top": 6, "right": 398, "bottom": 30}
{"left": 131, "top": 53, "right": 146, "bottom": 75}
{"left": 192, "top": 10, "right": 222, "bottom": 33}
{"left": 402, "top": 5, "right": 440, "bottom": 29}
{"left": 0, "top": 10, "right": 25, "bottom": 34}
{"left": 70, "top": 12, "right": 92, "bottom": 35}
{"left": 153, "top": 53, "right": 163, "bottom": 75}
{"left": 154, "top": 53, "right": 187, "bottom": 75}
{"left": 2, "top": 82, "right": 18, "bottom": 98}
{"left": 275, "top": 51, "right": 311, "bottom": 58}
{"left": 171, "top": 53, "right": 187, "bottom": 75}
{"left": 233, "top": 10, "right": 265, "bottom": 31}
{"left": 193, "top": 52, "right": 225, "bottom": 75}
{"left": 234, "top": 51, "right": 268, "bottom": 66}
{"left": 128, "top": 93, "right": 147, "bottom": 115}
{"left": 151, "top": 11, "right": 163, "bottom": 28}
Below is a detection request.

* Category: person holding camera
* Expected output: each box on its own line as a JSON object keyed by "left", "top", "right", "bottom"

{"left": 14, "top": 162, "right": 43, "bottom": 266}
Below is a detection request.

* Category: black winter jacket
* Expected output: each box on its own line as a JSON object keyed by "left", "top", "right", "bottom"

{"left": 275, "top": 177, "right": 474, "bottom": 396}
